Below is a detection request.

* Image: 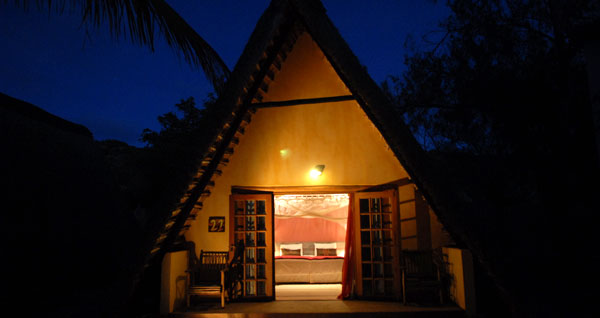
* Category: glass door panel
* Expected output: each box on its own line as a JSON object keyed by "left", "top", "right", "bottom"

{"left": 230, "top": 194, "right": 273, "bottom": 300}
{"left": 354, "top": 190, "right": 400, "bottom": 299}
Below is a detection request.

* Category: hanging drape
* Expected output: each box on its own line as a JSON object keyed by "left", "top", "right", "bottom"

{"left": 274, "top": 194, "right": 348, "bottom": 243}
{"left": 338, "top": 193, "right": 354, "bottom": 299}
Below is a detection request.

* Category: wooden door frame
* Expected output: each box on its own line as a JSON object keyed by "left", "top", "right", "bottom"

{"left": 231, "top": 183, "right": 403, "bottom": 300}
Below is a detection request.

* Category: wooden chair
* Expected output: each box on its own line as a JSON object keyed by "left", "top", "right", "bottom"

{"left": 224, "top": 240, "right": 245, "bottom": 301}
{"left": 401, "top": 250, "right": 444, "bottom": 305}
{"left": 186, "top": 250, "right": 229, "bottom": 308}
{"left": 186, "top": 240, "right": 245, "bottom": 308}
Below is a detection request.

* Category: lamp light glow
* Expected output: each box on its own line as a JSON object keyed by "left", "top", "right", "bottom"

{"left": 310, "top": 164, "right": 325, "bottom": 178}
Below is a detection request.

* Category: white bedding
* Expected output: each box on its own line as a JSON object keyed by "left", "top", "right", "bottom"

{"left": 275, "top": 257, "right": 344, "bottom": 283}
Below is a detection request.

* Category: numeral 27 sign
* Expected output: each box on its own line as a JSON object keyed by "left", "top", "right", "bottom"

{"left": 208, "top": 216, "right": 225, "bottom": 232}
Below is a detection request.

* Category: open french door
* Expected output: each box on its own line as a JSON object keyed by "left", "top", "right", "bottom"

{"left": 353, "top": 189, "right": 401, "bottom": 299}
{"left": 229, "top": 193, "right": 274, "bottom": 300}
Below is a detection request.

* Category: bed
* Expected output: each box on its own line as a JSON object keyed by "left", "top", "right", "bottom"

{"left": 275, "top": 255, "right": 344, "bottom": 283}
{"left": 275, "top": 242, "right": 344, "bottom": 284}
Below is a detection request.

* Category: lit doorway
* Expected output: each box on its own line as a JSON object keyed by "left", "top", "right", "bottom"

{"left": 273, "top": 193, "right": 349, "bottom": 300}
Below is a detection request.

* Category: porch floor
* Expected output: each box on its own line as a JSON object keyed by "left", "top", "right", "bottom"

{"left": 275, "top": 283, "right": 341, "bottom": 300}
{"left": 170, "top": 300, "right": 464, "bottom": 318}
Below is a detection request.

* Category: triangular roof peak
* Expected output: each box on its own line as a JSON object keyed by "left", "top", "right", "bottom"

{"left": 215, "top": 0, "right": 429, "bottom": 182}
{"left": 257, "top": 31, "right": 353, "bottom": 103}
{"left": 146, "top": 0, "right": 466, "bottom": 272}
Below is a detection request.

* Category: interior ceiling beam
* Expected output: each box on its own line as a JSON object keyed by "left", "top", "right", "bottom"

{"left": 251, "top": 95, "right": 355, "bottom": 108}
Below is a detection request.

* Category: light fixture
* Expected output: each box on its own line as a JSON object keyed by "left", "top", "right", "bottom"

{"left": 279, "top": 148, "right": 290, "bottom": 158}
{"left": 310, "top": 164, "right": 325, "bottom": 178}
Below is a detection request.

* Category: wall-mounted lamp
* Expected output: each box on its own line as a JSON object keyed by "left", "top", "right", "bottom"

{"left": 310, "top": 164, "right": 325, "bottom": 178}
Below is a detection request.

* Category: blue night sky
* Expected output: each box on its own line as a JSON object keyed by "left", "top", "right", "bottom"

{"left": 0, "top": 1, "right": 449, "bottom": 147}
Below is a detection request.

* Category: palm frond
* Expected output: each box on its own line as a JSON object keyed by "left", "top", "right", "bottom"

{"left": 6, "top": 0, "right": 230, "bottom": 94}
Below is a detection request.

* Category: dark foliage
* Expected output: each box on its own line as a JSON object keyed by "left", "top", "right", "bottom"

{"left": 1, "top": 97, "right": 143, "bottom": 317}
{"left": 100, "top": 95, "right": 222, "bottom": 316}
{"left": 100, "top": 95, "right": 221, "bottom": 216}
{"left": 140, "top": 95, "right": 220, "bottom": 181}
{"left": 389, "top": 0, "right": 599, "bottom": 155}
{"left": 0, "top": 94, "right": 220, "bottom": 318}
{"left": 386, "top": 0, "right": 600, "bottom": 316}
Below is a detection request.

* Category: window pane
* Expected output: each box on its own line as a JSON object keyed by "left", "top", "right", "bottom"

{"left": 360, "top": 215, "right": 370, "bottom": 229}
{"left": 362, "top": 263, "right": 372, "bottom": 278}
{"left": 361, "top": 247, "right": 371, "bottom": 261}
{"left": 257, "top": 281, "right": 266, "bottom": 296}
{"left": 246, "top": 200, "right": 255, "bottom": 215}
{"left": 245, "top": 281, "right": 256, "bottom": 296}
{"left": 360, "top": 199, "right": 369, "bottom": 213}
{"left": 257, "top": 200, "right": 266, "bottom": 215}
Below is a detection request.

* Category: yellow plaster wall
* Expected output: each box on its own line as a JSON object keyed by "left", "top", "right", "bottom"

{"left": 160, "top": 250, "right": 188, "bottom": 314}
{"left": 398, "top": 183, "right": 417, "bottom": 250}
{"left": 398, "top": 184, "right": 446, "bottom": 251}
{"left": 186, "top": 99, "right": 408, "bottom": 252}
{"left": 430, "top": 207, "right": 444, "bottom": 249}
{"left": 262, "top": 32, "right": 351, "bottom": 101}
{"left": 444, "top": 247, "right": 477, "bottom": 315}
{"left": 185, "top": 32, "right": 408, "bottom": 253}
{"left": 445, "top": 247, "right": 465, "bottom": 309}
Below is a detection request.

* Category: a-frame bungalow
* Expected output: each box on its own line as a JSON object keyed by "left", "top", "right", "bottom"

{"left": 152, "top": 0, "right": 476, "bottom": 315}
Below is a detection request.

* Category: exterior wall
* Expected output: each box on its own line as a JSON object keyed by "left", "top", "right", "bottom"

{"left": 430, "top": 207, "right": 443, "bottom": 249}
{"left": 415, "top": 190, "right": 432, "bottom": 250}
{"left": 444, "top": 247, "right": 477, "bottom": 316}
{"left": 398, "top": 183, "right": 417, "bottom": 250}
{"left": 430, "top": 206, "right": 455, "bottom": 249}
{"left": 160, "top": 250, "right": 188, "bottom": 314}
{"left": 185, "top": 32, "right": 408, "bottom": 253}
{"left": 261, "top": 32, "right": 351, "bottom": 101}
{"left": 398, "top": 184, "right": 448, "bottom": 251}
{"left": 186, "top": 99, "right": 409, "bottom": 253}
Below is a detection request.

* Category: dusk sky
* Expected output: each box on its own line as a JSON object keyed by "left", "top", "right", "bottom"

{"left": 0, "top": 1, "right": 450, "bottom": 147}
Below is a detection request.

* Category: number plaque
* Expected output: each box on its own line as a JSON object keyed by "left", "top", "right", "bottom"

{"left": 208, "top": 216, "right": 225, "bottom": 232}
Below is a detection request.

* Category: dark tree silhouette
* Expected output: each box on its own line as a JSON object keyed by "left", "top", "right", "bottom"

{"left": 388, "top": 0, "right": 599, "bottom": 155}
{"left": 141, "top": 95, "right": 220, "bottom": 171}
{"left": 387, "top": 1, "right": 600, "bottom": 316}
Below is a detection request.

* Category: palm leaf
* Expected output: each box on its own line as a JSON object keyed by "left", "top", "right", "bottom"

{"left": 6, "top": 0, "right": 230, "bottom": 93}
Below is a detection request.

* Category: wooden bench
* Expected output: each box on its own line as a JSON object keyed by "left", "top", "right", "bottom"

{"left": 401, "top": 250, "right": 444, "bottom": 305}
{"left": 186, "top": 250, "right": 229, "bottom": 308}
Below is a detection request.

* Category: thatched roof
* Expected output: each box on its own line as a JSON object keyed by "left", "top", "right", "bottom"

{"left": 130, "top": 1, "right": 582, "bottom": 315}
{"left": 139, "top": 0, "right": 485, "bottom": 278}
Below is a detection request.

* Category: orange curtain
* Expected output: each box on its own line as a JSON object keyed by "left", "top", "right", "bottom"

{"left": 338, "top": 193, "right": 354, "bottom": 299}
